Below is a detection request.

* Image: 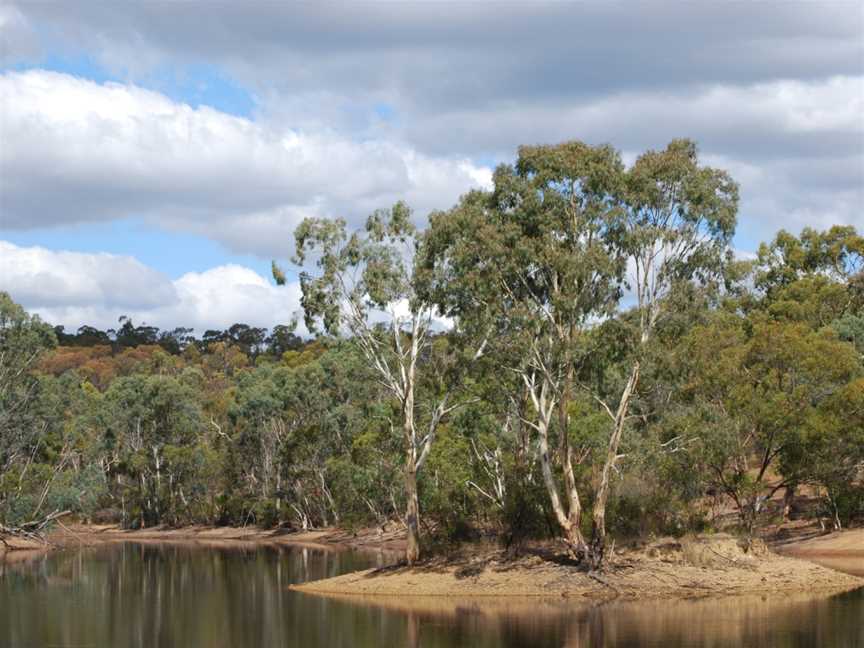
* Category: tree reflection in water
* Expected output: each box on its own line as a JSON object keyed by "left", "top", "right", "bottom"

{"left": 0, "top": 544, "right": 861, "bottom": 648}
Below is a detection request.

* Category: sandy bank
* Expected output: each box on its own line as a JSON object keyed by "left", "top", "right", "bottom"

{"left": 39, "top": 522, "right": 407, "bottom": 555}
{"left": 777, "top": 528, "right": 864, "bottom": 558}
{"left": 0, "top": 535, "right": 50, "bottom": 564}
{"left": 292, "top": 535, "right": 863, "bottom": 601}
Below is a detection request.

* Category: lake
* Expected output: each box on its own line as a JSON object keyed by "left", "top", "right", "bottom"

{"left": 1, "top": 542, "right": 861, "bottom": 647}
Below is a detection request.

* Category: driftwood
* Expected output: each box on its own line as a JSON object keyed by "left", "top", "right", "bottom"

{"left": 0, "top": 510, "right": 71, "bottom": 548}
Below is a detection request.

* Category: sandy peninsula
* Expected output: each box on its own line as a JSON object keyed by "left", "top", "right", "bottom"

{"left": 3, "top": 523, "right": 861, "bottom": 601}
{"left": 292, "top": 534, "right": 862, "bottom": 601}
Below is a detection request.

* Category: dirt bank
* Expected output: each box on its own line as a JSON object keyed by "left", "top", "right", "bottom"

{"left": 0, "top": 535, "right": 50, "bottom": 564}
{"left": 39, "top": 522, "right": 407, "bottom": 554}
{"left": 292, "top": 535, "right": 863, "bottom": 601}
{"left": 776, "top": 528, "right": 864, "bottom": 558}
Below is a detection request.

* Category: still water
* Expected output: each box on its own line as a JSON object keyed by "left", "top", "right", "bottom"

{"left": 0, "top": 542, "right": 861, "bottom": 647}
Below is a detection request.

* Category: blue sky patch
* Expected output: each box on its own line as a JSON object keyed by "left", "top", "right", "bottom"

{"left": 0, "top": 219, "right": 277, "bottom": 280}
{"left": 5, "top": 55, "right": 256, "bottom": 119}
{"left": 142, "top": 63, "right": 256, "bottom": 118}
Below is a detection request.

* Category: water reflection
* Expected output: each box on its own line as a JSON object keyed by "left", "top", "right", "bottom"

{"left": 340, "top": 589, "right": 864, "bottom": 648}
{"left": 0, "top": 543, "right": 861, "bottom": 647}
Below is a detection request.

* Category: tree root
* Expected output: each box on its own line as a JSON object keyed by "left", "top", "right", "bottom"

{"left": 587, "top": 570, "right": 620, "bottom": 596}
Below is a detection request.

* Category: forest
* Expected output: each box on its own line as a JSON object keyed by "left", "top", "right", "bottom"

{"left": 2, "top": 139, "right": 862, "bottom": 567}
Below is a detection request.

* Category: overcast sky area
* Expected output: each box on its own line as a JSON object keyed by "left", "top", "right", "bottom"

{"left": 1, "top": 2, "right": 862, "bottom": 333}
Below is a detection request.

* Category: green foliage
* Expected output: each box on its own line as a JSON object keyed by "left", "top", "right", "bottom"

{"left": 0, "top": 293, "right": 58, "bottom": 525}
{"left": 832, "top": 312, "right": 864, "bottom": 354}
{"left": 290, "top": 202, "right": 417, "bottom": 335}
{"left": 1, "top": 144, "right": 861, "bottom": 550}
{"left": 756, "top": 225, "right": 864, "bottom": 295}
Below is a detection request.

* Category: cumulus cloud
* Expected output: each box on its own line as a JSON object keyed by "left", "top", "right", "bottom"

{"left": 0, "top": 241, "right": 176, "bottom": 310}
{"left": 407, "top": 76, "right": 864, "bottom": 160}
{"left": 152, "top": 265, "right": 302, "bottom": 334}
{"left": 10, "top": 3, "right": 862, "bottom": 113}
{"left": 0, "top": 241, "right": 302, "bottom": 333}
{"left": 0, "top": 70, "right": 490, "bottom": 255}
{"left": 0, "top": 1, "right": 862, "bottom": 334}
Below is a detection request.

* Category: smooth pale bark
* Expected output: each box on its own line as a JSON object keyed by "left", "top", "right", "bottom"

{"left": 402, "top": 364, "right": 422, "bottom": 565}
{"left": 354, "top": 309, "right": 454, "bottom": 565}
{"left": 404, "top": 465, "right": 421, "bottom": 564}
{"left": 557, "top": 365, "right": 587, "bottom": 558}
{"left": 591, "top": 359, "right": 640, "bottom": 566}
{"left": 525, "top": 366, "right": 588, "bottom": 558}
{"left": 289, "top": 207, "right": 453, "bottom": 566}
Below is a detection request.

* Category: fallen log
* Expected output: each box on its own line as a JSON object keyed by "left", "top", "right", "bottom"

{"left": 0, "top": 510, "right": 71, "bottom": 549}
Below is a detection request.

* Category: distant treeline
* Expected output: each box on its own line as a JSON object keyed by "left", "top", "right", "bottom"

{"left": 54, "top": 319, "right": 303, "bottom": 358}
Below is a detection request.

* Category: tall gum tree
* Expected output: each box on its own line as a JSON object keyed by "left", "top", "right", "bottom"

{"left": 422, "top": 141, "right": 626, "bottom": 558}
{"left": 276, "top": 202, "right": 459, "bottom": 564}
{"left": 424, "top": 139, "right": 737, "bottom": 566}
{"left": 589, "top": 139, "right": 738, "bottom": 564}
{"left": 0, "top": 292, "right": 57, "bottom": 528}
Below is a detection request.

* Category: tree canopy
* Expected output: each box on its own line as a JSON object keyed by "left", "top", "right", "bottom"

{"left": 2, "top": 140, "right": 861, "bottom": 566}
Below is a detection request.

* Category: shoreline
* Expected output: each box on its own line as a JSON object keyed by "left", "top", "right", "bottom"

{"left": 775, "top": 528, "right": 864, "bottom": 558}
{"left": 0, "top": 522, "right": 407, "bottom": 562}
{"left": 292, "top": 533, "right": 863, "bottom": 602}
{"left": 3, "top": 523, "right": 861, "bottom": 602}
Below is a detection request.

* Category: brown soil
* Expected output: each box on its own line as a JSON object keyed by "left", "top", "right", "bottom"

{"left": 1, "top": 521, "right": 406, "bottom": 565}
{"left": 292, "top": 534, "right": 863, "bottom": 601}
{"left": 775, "top": 527, "right": 864, "bottom": 558}
{"left": 40, "top": 522, "right": 407, "bottom": 554}
{"left": 0, "top": 535, "right": 49, "bottom": 564}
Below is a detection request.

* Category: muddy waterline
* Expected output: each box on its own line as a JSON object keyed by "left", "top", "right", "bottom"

{"left": 1, "top": 543, "right": 861, "bottom": 647}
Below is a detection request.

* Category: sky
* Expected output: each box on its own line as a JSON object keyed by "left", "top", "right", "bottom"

{"left": 1, "top": 2, "right": 862, "bottom": 335}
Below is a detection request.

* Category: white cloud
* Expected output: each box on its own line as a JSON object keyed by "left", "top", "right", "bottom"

{"left": 1, "top": 2, "right": 861, "bottom": 341}
{"left": 0, "top": 241, "right": 176, "bottom": 309}
{"left": 400, "top": 76, "right": 864, "bottom": 240}
{"left": 153, "top": 265, "right": 302, "bottom": 333}
{"left": 0, "top": 241, "right": 302, "bottom": 333}
{"left": 0, "top": 70, "right": 490, "bottom": 256}
{"left": 700, "top": 152, "right": 864, "bottom": 244}
{"left": 406, "top": 76, "right": 864, "bottom": 158}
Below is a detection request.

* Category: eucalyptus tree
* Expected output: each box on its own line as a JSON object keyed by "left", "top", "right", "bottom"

{"left": 423, "top": 141, "right": 626, "bottom": 558}
{"left": 749, "top": 226, "right": 864, "bottom": 527}
{"left": 230, "top": 343, "right": 378, "bottom": 528}
{"left": 425, "top": 139, "right": 737, "bottom": 565}
{"left": 0, "top": 293, "right": 57, "bottom": 526}
{"left": 102, "top": 373, "right": 203, "bottom": 526}
{"left": 803, "top": 376, "right": 864, "bottom": 529}
{"left": 678, "top": 314, "right": 860, "bottom": 539}
{"left": 756, "top": 225, "right": 864, "bottom": 296}
{"left": 588, "top": 139, "right": 737, "bottom": 562}
{"left": 276, "top": 202, "right": 458, "bottom": 563}
{"left": 0, "top": 293, "right": 56, "bottom": 446}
